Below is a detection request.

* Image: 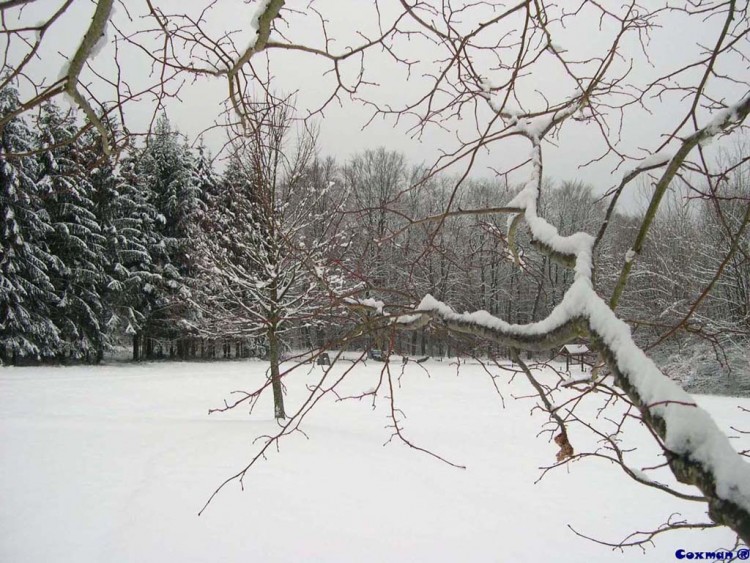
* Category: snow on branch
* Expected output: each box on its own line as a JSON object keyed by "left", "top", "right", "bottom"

{"left": 350, "top": 91, "right": 750, "bottom": 542}
{"left": 232, "top": 0, "right": 284, "bottom": 73}
{"left": 609, "top": 93, "right": 750, "bottom": 309}
{"left": 343, "top": 297, "right": 385, "bottom": 315}
{"left": 227, "top": 0, "right": 285, "bottom": 130}
{"left": 620, "top": 151, "right": 674, "bottom": 182}
{"left": 63, "top": 0, "right": 114, "bottom": 153}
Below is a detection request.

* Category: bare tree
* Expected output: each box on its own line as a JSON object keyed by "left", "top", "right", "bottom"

{"left": 195, "top": 94, "right": 348, "bottom": 419}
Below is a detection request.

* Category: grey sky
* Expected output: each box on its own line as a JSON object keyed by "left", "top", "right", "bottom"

{"left": 7, "top": 0, "right": 749, "bottom": 211}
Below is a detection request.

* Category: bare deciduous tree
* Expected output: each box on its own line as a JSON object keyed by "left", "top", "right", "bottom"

{"left": 195, "top": 94, "right": 349, "bottom": 419}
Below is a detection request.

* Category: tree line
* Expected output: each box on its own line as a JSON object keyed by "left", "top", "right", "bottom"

{"left": 2, "top": 84, "right": 749, "bottom": 396}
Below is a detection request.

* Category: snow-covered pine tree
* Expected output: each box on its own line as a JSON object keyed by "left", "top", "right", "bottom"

{"left": 192, "top": 152, "right": 258, "bottom": 346}
{"left": 194, "top": 142, "right": 219, "bottom": 217}
{"left": 82, "top": 115, "right": 155, "bottom": 357}
{"left": 36, "top": 102, "right": 107, "bottom": 362}
{"left": 185, "top": 141, "right": 220, "bottom": 356}
{"left": 0, "top": 86, "right": 60, "bottom": 363}
{"left": 135, "top": 115, "right": 202, "bottom": 356}
{"left": 105, "top": 151, "right": 164, "bottom": 360}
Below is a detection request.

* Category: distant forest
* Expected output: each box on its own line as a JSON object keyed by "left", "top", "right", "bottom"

{"left": 2, "top": 85, "right": 749, "bottom": 394}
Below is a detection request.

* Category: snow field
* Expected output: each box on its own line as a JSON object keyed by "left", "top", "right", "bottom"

{"left": 0, "top": 358, "right": 746, "bottom": 562}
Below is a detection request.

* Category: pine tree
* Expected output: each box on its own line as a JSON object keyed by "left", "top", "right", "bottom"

{"left": 83, "top": 116, "right": 144, "bottom": 356}
{"left": 0, "top": 86, "right": 60, "bottom": 363}
{"left": 193, "top": 142, "right": 218, "bottom": 230}
{"left": 107, "top": 152, "right": 164, "bottom": 359}
{"left": 135, "top": 115, "right": 202, "bottom": 356}
{"left": 36, "top": 102, "right": 107, "bottom": 361}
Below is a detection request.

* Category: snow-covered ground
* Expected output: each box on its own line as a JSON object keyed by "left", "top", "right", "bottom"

{"left": 1, "top": 358, "right": 747, "bottom": 562}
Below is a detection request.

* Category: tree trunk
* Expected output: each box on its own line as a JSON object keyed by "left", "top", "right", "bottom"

{"left": 268, "top": 324, "right": 285, "bottom": 419}
{"left": 133, "top": 333, "right": 140, "bottom": 361}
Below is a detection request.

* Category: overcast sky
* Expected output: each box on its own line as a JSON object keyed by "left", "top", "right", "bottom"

{"left": 7, "top": 0, "right": 749, "bottom": 211}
